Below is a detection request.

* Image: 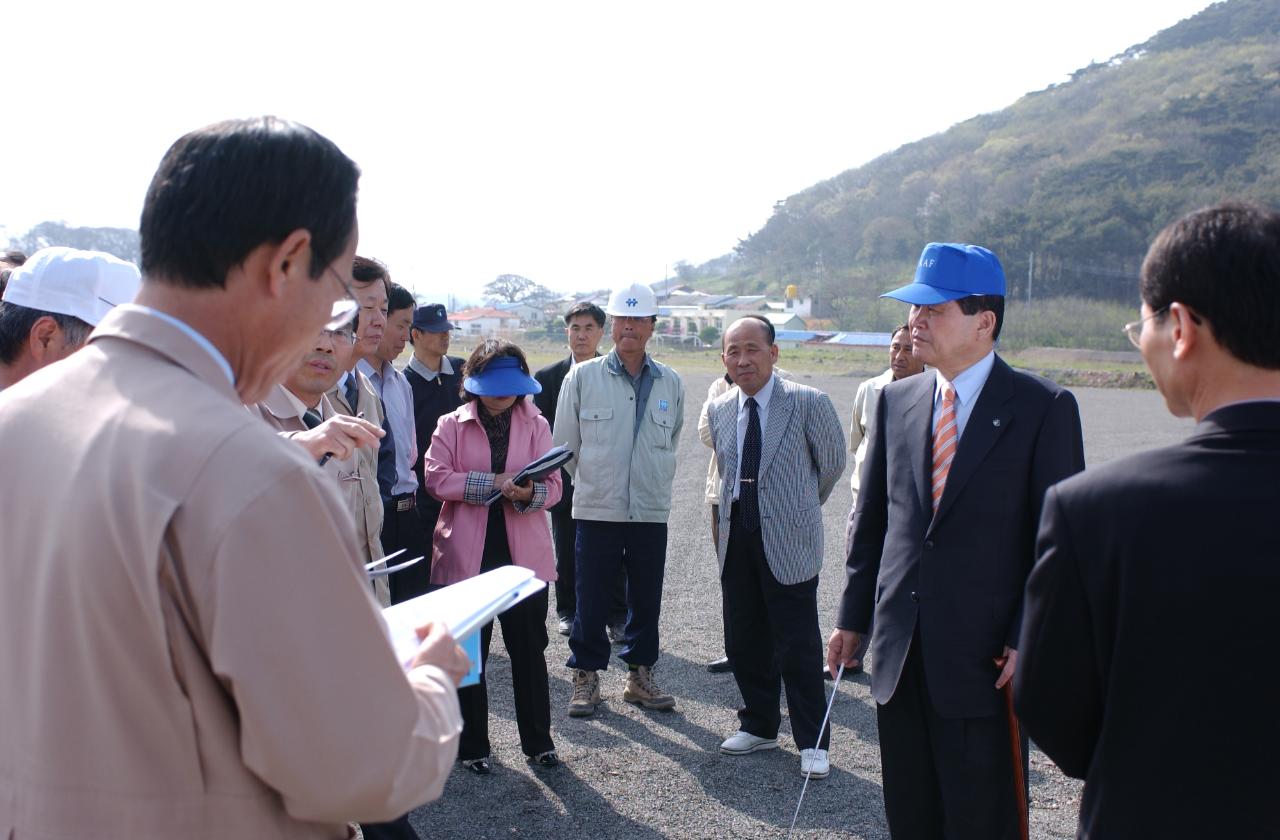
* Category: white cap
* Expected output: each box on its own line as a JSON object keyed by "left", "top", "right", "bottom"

{"left": 1, "top": 246, "right": 141, "bottom": 326}
{"left": 605, "top": 282, "right": 658, "bottom": 317}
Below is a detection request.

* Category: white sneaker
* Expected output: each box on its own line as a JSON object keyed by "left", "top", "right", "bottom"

{"left": 799, "top": 748, "right": 829, "bottom": 779}
{"left": 719, "top": 731, "right": 779, "bottom": 755}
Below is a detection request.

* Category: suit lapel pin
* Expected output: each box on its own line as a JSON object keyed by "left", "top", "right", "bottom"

{"left": 993, "top": 418, "right": 1001, "bottom": 427}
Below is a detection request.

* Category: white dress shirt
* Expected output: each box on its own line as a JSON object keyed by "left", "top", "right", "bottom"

{"left": 733, "top": 373, "right": 777, "bottom": 501}
{"left": 358, "top": 358, "right": 419, "bottom": 496}
{"left": 932, "top": 349, "right": 996, "bottom": 440}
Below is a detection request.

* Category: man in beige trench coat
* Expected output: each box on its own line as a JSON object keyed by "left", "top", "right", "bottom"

{"left": 0, "top": 117, "right": 470, "bottom": 839}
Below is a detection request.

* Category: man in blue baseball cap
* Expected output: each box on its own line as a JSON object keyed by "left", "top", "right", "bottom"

{"left": 828, "top": 242, "right": 1086, "bottom": 839}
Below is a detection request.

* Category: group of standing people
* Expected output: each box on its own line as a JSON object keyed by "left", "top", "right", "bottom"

{"left": 1, "top": 112, "right": 1277, "bottom": 840}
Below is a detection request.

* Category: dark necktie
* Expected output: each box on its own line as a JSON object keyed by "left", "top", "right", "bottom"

{"left": 740, "top": 396, "right": 761, "bottom": 533}
{"left": 375, "top": 397, "right": 398, "bottom": 498}
{"left": 302, "top": 408, "right": 323, "bottom": 430}
{"left": 343, "top": 375, "right": 359, "bottom": 413}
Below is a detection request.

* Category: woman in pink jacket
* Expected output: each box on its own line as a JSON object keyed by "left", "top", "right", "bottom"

{"left": 424, "top": 339, "right": 562, "bottom": 774}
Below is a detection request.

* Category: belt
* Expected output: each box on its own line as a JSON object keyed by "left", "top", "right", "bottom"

{"left": 386, "top": 493, "right": 416, "bottom": 512}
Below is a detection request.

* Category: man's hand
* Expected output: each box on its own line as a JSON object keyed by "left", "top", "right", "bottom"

{"left": 827, "top": 628, "right": 862, "bottom": 676}
{"left": 292, "top": 415, "right": 384, "bottom": 462}
{"left": 994, "top": 646, "right": 1018, "bottom": 690}
{"left": 410, "top": 621, "right": 472, "bottom": 686}
{"left": 495, "top": 472, "right": 534, "bottom": 504}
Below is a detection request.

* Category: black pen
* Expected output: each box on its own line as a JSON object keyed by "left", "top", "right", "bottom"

{"left": 317, "top": 411, "right": 364, "bottom": 467}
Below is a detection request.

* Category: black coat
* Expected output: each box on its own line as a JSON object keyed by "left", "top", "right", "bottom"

{"left": 838, "top": 355, "right": 1085, "bottom": 718}
{"left": 535, "top": 355, "right": 592, "bottom": 513}
{"left": 1016, "top": 401, "right": 1280, "bottom": 839}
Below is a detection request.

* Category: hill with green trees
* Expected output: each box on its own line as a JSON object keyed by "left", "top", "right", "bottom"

{"left": 691, "top": 0, "right": 1280, "bottom": 349}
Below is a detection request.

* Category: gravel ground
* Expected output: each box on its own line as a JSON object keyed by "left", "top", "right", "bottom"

{"left": 409, "top": 369, "right": 1193, "bottom": 840}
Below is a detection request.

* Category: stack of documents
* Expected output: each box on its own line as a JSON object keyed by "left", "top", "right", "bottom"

{"left": 382, "top": 566, "right": 546, "bottom": 686}
{"left": 482, "top": 445, "right": 575, "bottom": 506}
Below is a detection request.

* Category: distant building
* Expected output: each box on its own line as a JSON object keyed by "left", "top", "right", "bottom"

{"left": 824, "top": 331, "right": 893, "bottom": 348}
{"left": 450, "top": 307, "right": 523, "bottom": 337}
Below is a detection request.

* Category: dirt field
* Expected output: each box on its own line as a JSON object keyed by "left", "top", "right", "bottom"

{"left": 409, "top": 368, "right": 1192, "bottom": 840}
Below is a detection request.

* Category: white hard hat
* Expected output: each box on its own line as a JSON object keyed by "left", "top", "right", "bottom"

{"left": 605, "top": 282, "right": 658, "bottom": 317}
{"left": 2, "top": 246, "right": 141, "bottom": 326}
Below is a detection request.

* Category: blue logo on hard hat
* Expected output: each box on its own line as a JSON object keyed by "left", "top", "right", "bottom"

{"left": 626, "top": 298, "right": 638, "bottom": 307}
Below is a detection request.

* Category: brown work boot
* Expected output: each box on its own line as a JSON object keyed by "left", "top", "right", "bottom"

{"left": 623, "top": 665, "right": 675, "bottom": 711}
{"left": 568, "top": 669, "right": 601, "bottom": 717}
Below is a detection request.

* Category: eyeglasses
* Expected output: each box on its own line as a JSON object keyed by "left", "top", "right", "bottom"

{"left": 321, "top": 327, "right": 357, "bottom": 345}
{"left": 1122, "top": 304, "right": 1202, "bottom": 349}
{"left": 325, "top": 266, "right": 360, "bottom": 331}
{"left": 1122, "top": 306, "right": 1168, "bottom": 348}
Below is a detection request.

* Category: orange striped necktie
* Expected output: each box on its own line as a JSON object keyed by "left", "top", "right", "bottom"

{"left": 931, "top": 383, "right": 958, "bottom": 512}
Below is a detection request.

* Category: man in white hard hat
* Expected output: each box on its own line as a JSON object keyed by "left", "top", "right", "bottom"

{"left": 0, "top": 246, "right": 141, "bottom": 391}
{"left": 553, "top": 281, "right": 685, "bottom": 717}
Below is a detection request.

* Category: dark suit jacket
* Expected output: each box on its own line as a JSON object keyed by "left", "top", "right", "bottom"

{"left": 838, "top": 354, "right": 1084, "bottom": 718}
{"left": 535, "top": 355, "right": 595, "bottom": 513}
{"left": 1016, "top": 401, "right": 1280, "bottom": 839}
{"left": 405, "top": 356, "right": 465, "bottom": 510}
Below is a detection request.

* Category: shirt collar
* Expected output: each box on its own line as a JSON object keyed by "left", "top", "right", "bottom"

{"left": 737, "top": 373, "right": 777, "bottom": 412}
{"left": 408, "top": 354, "right": 454, "bottom": 381}
{"left": 124, "top": 304, "right": 235, "bottom": 386}
{"left": 280, "top": 386, "right": 315, "bottom": 419}
{"left": 935, "top": 349, "right": 996, "bottom": 406}
{"left": 605, "top": 348, "right": 661, "bottom": 378}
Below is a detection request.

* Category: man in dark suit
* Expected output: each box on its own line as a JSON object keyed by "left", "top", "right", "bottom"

{"left": 403, "top": 302, "right": 465, "bottom": 552}
{"left": 1015, "top": 201, "right": 1280, "bottom": 839}
{"left": 534, "top": 301, "right": 625, "bottom": 638}
{"left": 828, "top": 243, "right": 1085, "bottom": 839}
{"left": 708, "top": 316, "right": 845, "bottom": 778}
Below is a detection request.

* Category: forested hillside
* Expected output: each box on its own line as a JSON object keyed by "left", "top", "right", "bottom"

{"left": 698, "top": 0, "right": 1280, "bottom": 338}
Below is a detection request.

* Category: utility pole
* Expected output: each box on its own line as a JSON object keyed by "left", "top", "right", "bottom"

{"left": 1027, "top": 251, "right": 1034, "bottom": 305}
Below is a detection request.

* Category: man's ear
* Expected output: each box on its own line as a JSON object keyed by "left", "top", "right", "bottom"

{"left": 265, "top": 229, "right": 313, "bottom": 299}
{"left": 976, "top": 309, "right": 997, "bottom": 341}
{"left": 27, "top": 316, "right": 62, "bottom": 362}
{"left": 1169, "top": 302, "right": 1201, "bottom": 361}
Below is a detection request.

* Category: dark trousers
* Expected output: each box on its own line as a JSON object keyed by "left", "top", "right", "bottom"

{"left": 567, "top": 520, "right": 667, "bottom": 671}
{"left": 721, "top": 504, "right": 829, "bottom": 750}
{"left": 382, "top": 496, "right": 432, "bottom": 604}
{"left": 551, "top": 484, "right": 626, "bottom": 624}
{"left": 877, "top": 627, "right": 1028, "bottom": 840}
{"left": 458, "top": 587, "right": 554, "bottom": 761}
{"left": 843, "top": 502, "right": 872, "bottom": 667}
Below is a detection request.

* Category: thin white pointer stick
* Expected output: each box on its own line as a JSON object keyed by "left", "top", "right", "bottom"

{"left": 787, "top": 661, "right": 845, "bottom": 836}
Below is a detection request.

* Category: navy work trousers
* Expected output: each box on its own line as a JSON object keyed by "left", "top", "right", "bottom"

{"left": 567, "top": 520, "right": 667, "bottom": 671}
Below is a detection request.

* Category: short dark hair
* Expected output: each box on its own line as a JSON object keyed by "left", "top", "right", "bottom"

{"left": 725, "top": 314, "right": 775, "bottom": 346}
{"left": 352, "top": 255, "right": 389, "bottom": 288}
{"left": 1, "top": 250, "right": 26, "bottom": 268}
{"left": 564, "top": 302, "right": 605, "bottom": 327}
{"left": 891, "top": 323, "right": 910, "bottom": 340}
{"left": 0, "top": 303, "right": 91, "bottom": 365}
{"left": 955, "top": 295, "right": 1005, "bottom": 342}
{"left": 460, "top": 338, "right": 532, "bottom": 402}
{"left": 1141, "top": 201, "right": 1280, "bottom": 369}
{"left": 139, "top": 116, "right": 360, "bottom": 289}
{"left": 387, "top": 282, "right": 415, "bottom": 315}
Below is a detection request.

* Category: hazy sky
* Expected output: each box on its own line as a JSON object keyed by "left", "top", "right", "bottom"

{"left": 3, "top": 0, "right": 1214, "bottom": 303}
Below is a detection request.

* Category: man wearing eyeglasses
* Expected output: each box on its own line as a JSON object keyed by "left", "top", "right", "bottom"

{"left": 1016, "top": 201, "right": 1280, "bottom": 839}
{"left": 828, "top": 242, "right": 1085, "bottom": 840}
{"left": 254, "top": 324, "right": 389, "bottom": 604}
{"left": 0, "top": 118, "right": 469, "bottom": 839}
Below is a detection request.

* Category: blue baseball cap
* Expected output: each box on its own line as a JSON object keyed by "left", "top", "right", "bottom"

{"left": 412, "top": 303, "right": 455, "bottom": 333}
{"left": 881, "top": 243, "right": 1007, "bottom": 305}
{"left": 463, "top": 355, "right": 542, "bottom": 397}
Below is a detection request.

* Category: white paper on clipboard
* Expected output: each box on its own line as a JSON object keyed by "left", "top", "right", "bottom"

{"left": 381, "top": 566, "right": 546, "bottom": 668}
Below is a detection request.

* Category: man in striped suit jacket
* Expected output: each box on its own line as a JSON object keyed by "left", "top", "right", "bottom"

{"left": 707, "top": 315, "right": 846, "bottom": 779}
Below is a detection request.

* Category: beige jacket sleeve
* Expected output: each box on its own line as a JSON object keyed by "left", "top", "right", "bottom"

{"left": 194, "top": 460, "right": 461, "bottom": 823}
{"left": 701, "top": 376, "right": 732, "bottom": 503}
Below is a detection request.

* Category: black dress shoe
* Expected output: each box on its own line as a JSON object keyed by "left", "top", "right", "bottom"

{"left": 461, "top": 757, "right": 491, "bottom": 775}
{"left": 823, "top": 663, "right": 863, "bottom": 680}
{"left": 528, "top": 750, "right": 560, "bottom": 768}
{"left": 706, "top": 656, "right": 732, "bottom": 674}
